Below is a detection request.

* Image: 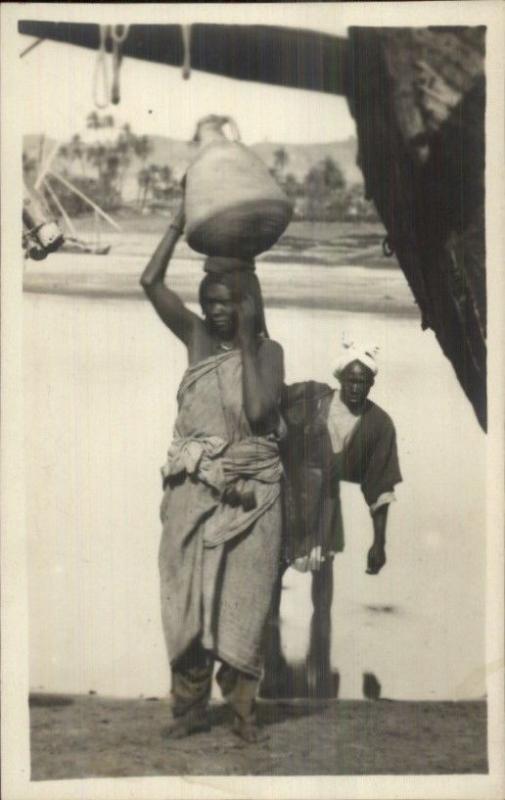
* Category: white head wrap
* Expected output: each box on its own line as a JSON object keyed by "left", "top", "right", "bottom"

{"left": 333, "top": 334, "right": 380, "bottom": 379}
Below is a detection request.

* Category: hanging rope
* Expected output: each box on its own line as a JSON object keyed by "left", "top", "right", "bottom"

{"left": 110, "top": 25, "right": 129, "bottom": 104}
{"left": 93, "top": 25, "right": 110, "bottom": 109}
{"left": 110, "top": 24, "right": 129, "bottom": 45}
{"left": 19, "top": 37, "right": 45, "bottom": 59}
{"left": 182, "top": 25, "right": 192, "bottom": 80}
{"left": 93, "top": 24, "right": 129, "bottom": 108}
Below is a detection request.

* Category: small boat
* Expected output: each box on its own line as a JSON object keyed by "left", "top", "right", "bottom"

{"left": 61, "top": 236, "right": 111, "bottom": 255}
{"left": 23, "top": 184, "right": 65, "bottom": 260}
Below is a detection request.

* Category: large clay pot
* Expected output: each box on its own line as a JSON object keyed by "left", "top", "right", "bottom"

{"left": 184, "top": 115, "right": 293, "bottom": 259}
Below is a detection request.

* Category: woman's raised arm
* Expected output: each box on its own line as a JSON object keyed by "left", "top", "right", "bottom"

{"left": 140, "top": 201, "right": 199, "bottom": 345}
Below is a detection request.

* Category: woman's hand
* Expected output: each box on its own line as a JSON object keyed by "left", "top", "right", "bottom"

{"left": 237, "top": 295, "right": 257, "bottom": 346}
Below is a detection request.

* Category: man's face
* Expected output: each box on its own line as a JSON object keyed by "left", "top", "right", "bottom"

{"left": 203, "top": 283, "right": 236, "bottom": 338}
{"left": 339, "top": 360, "right": 374, "bottom": 410}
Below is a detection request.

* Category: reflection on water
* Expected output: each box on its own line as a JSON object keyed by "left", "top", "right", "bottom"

{"left": 24, "top": 291, "right": 486, "bottom": 700}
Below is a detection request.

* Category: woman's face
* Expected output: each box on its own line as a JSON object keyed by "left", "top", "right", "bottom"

{"left": 202, "top": 283, "right": 237, "bottom": 338}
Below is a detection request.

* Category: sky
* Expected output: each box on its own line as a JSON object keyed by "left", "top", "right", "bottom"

{"left": 20, "top": 20, "right": 356, "bottom": 146}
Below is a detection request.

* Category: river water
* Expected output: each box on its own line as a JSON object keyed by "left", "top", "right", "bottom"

{"left": 23, "top": 285, "right": 486, "bottom": 701}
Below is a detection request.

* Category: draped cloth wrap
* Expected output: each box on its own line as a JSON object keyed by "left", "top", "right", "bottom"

{"left": 159, "top": 349, "right": 282, "bottom": 677}
{"left": 280, "top": 382, "right": 402, "bottom": 563}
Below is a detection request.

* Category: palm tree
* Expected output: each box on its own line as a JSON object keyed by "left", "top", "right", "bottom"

{"left": 120, "top": 123, "right": 134, "bottom": 149}
{"left": 137, "top": 166, "right": 151, "bottom": 210}
{"left": 86, "top": 143, "right": 106, "bottom": 179}
{"left": 22, "top": 151, "right": 36, "bottom": 172}
{"left": 69, "top": 134, "right": 86, "bottom": 176}
{"left": 115, "top": 134, "right": 131, "bottom": 196}
{"left": 133, "top": 135, "right": 153, "bottom": 165}
{"left": 321, "top": 157, "right": 345, "bottom": 191}
{"left": 159, "top": 165, "right": 172, "bottom": 184}
{"left": 86, "top": 142, "right": 120, "bottom": 208}
{"left": 272, "top": 147, "right": 289, "bottom": 182}
{"left": 23, "top": 152, "right": 38, "bottom": 187}
{"left": 86, "top": 111, "right": 100, "bottom": 130}
{"left": 283, "top": 173, "right": 301, "bottom": 199}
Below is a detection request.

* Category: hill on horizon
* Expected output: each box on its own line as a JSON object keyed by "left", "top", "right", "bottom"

{"left": 144, "top": 134, "right": 362, "bottom": 186}
{"left": 23, "top": 132, "right": 363, "bottom": 202}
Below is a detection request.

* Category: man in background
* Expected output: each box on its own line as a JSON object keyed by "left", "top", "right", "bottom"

{"left": 262, "top": 339, "right": 402, "bottom": 698}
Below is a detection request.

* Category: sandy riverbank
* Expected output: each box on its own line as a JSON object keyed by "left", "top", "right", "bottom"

{"left": 29, "top": 693, "right": 487, "bottom": 779}
{"left": 70, "top": 217, "right": 394, "bottom": 267}
{"left": 23, "top": 253, "right": 416, "bottom": 316}
{"left": 23, "top": 219, "right": 414, "bottom": 315}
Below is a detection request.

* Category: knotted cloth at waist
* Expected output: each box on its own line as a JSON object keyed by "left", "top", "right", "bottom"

{"left": 161, "top": 434, "right": 282, "bottom": 496}
{"left": 161, "top": 435, "right": 282, "bottom": 548}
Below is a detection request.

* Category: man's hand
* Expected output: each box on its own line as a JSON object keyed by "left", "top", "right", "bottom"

{"left": 293, "top": 546, "right": 325, "bottom": 573}
{"left": 366, "top": 542, "right": 386, "bottom": 575}
{"left": 367, "top": 504, "right": 388, "bottom": 575}
{"left": 237, "top": 295, "right": 256, "bottom": 345}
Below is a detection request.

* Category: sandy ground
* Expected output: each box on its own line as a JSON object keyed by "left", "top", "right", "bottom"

{"left": 23, "top": 221, "right": 415, "bottom": 315}
{"left": 29, "top": 694, "right": 487, "bottom": 779}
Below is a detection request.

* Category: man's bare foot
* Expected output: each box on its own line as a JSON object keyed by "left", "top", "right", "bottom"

{"left": 162, "top": 707, "right": 211, "bottom": 740}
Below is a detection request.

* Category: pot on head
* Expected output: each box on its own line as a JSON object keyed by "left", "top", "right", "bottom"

{"left": 184, "top": 115, "right": 293, "bottom": 260}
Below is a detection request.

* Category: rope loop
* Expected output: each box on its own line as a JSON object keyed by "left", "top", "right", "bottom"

{"left": 93, "top": 25, "right": 129, "bottom": 108}
{"left": 182, "top": 25, "right": 192, "bottom": 80}
{"left": 110, "top": 24, "right": 129, "bottom": 44}
{"left": 93, "top": 25, "right": 110, "bottom": 109}
{"left": 382, "top": 236, "right": 395, "bottom": 257}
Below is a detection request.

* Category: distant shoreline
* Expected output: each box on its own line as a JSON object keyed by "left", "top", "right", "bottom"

{"left": 54, "top": 217, "right": 398, "bottom": 267}
{"left": 23, "top": 218, "right": 416, "bottom": 316}
{"left": 23, "top": 252, "right": 417, "bottom": 318}
{"left": 23, "top": 283, "right": 418, "bottom": 318}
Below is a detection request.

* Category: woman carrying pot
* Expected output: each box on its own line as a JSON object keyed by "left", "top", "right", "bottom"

{"left": 140, "top": 196, "right": 285, "bottom": 743}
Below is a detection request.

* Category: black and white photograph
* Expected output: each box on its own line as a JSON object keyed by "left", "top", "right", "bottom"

{"left": 1, "top": 3, "right": 504, "bottom": 799}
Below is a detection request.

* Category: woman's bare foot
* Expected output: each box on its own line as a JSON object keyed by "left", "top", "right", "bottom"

{"left": 162, "top": 707, "right": 211, "bottom": 739}
{"left": 232, "top": 716, "right": 269, "bottom": 744}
